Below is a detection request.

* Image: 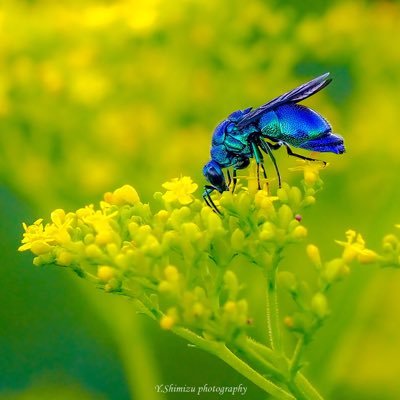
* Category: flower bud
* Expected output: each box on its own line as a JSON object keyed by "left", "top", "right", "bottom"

{"left": 31, "top": 241, "right": 52, "bottom": 255}
{"left": 192, "top": 302, "right": 205, "bottom": 318}
{"left": 383, "top": 234, "right": 398, "bottom": 250}
{"left": 260, "top": 222, "right": 276, "bottom": 241}
{"left": 164, "top": 265, "right": 179, "bottom": 282}
{"left": 283, "top": 313, "right": 311, "bottom": 333}
{"left": 142, "top": 235, "right": 161, "bottom": 257}
{"left": 158, "top": 281, "right": 173, "bottom": 293}
{"left": 162, "top": 231, "right": 178, "bottom": 248}
{"left": 304, "top": 170, "right": 318, "bottom": 186}
{"left": 237, "top": 192, "right": 251, "bottom": 215}
{"left": 231, "top": 228, "right": 245, "bottom": 251}
{"left": 155, "top": 210, "right": 169, "bottom": 223}
{"left": 303, "top": 195, "right": 316, "bottom": 206}
{"left": 278, "top": 204, "right": 293, "bottom": 228}
{"left": 57, "top": 250, "right": 73, "bottom": 266}
{"left": 323, "top": 258, "right": 349, "bottom": 283}
{"left": 224, "top": 270, "right": 239, "bottom": 298}
{"left": 306, "top": 244, "right": 321, "bottom": 268}
{"left": 289, "top": 186, "right": 302, "bottom": 207}
{"left": 223, "top": 301, "right": 238, "bottom": 322}
{"left": 284, "top": 316, "right": 295, "bottom": 329}
{"left": 357, "top": 249, "right": 379, "bottom": 264}
{"left": 182, "top": 223, "right": 201, "bottom": 241}
{"left": 277, "top": 187, "right": 289, "bottom": 203}
{"left": 83, "top": 233, "right": 95, "bottom": 245}
{"left": 50, "top": 209, "right": 66, "bottom": 225}
{"left": 106, "top": 243, "right": 119, "bottom": 257}
{"left": 160, "top": 315, "right": 175, "bottom": 330}
{"left": 95, "top": 230, "right": 114, "bottom": 245}
{"left": 219, "top": 191, "right": 234, "bottom": 209}
{"left": 311, "top": 292, "right": 329, "bottom": 319}
{"left": 342, "top": 245, "right": 358, "bottom": 263}
{"left": 85, "top": 243, "right": 103, "bottom": 258}
{"left": 97, "top": 265, "right": 115, "bottom": 282}
{"left": 292, "top": 225, "right": 308, "bottom": 240}
{"left": 278, "top": 271, "right": 297, "bottom": 293}
{"left": 115, "top": 254, "right": 128, "bottom": 269}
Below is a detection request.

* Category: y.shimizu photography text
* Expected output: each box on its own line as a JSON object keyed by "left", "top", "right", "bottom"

{"left": 154, "top": 383, "right": 248, "bottom": 396}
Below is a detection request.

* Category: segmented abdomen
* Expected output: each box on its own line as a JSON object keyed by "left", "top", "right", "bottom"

{"left": 259, "top": 103, "right": 331, "bottom": 147}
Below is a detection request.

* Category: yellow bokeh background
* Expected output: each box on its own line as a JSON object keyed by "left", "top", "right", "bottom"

{"left": 1, "top": 0, "right": 400, "bottom": 399}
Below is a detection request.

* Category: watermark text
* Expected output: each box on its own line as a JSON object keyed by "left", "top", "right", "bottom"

{"left": 155, "top": 383, "right": 248, "bottom": 396}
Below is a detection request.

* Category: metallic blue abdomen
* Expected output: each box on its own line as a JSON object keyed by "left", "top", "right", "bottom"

{"left": 259, "top": 103, "right": 331, "bottom": 147}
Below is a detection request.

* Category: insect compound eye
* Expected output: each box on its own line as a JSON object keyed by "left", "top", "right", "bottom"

{"left": 203, "top": 161, "right": 226, "bottom": 192}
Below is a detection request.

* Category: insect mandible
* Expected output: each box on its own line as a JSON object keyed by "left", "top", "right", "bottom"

{"left": 202, "top": 73, "right": 345, "bottom": 213}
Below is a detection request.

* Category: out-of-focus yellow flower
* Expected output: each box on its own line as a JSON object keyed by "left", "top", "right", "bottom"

{"left": 160, "top": 315, "right": 175, "bottom": 330}
{"left": 306, "top": 244, "right": 322, "bottom": 268}
{"left": 289, "top": 160, "right": 326, "bottom": 186}
{"left": 336, "top": 230, "right": 379, "bottom": 264}
{"left": 18, "top": 213, "right": 73, "bottom": 253}
{"left": 104, "top": 185, "right": 140, "bottom": 206}
{"left": 162, "top": 176, "right": 198, "bottom": 205}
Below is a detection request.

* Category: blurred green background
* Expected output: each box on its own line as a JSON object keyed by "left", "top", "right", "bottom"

{"left": 1, "top": 0, "right": 400, "bottom": 399}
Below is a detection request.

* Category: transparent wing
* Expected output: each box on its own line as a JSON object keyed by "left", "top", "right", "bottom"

{"left": 237, "top": 73, "right": 332, "bottom": 128}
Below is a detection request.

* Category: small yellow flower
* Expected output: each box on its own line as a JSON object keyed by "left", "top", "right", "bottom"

{"left": 289, "top": 159, "right": 326, "bottom": 186}
{"left": 104, "top": 185, "right": 140, "bottom": 206}
{"left": 162, "top": 176, "right": 198, "bottom": 205}
{"left": 335, "top": 230, "right": 376, "bottom": 264}
{"left": 19, "top": 219, "right": 54, "bottom": 252}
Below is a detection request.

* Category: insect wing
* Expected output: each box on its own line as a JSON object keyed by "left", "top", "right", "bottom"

{"left": 237, "top": 73, "right": 332, "bottom": 128}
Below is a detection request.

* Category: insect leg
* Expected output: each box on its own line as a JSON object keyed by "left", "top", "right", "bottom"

{"left": 232, "top": 169, "right": 237, "bottom": 193}
{"left": 232, "top": 158, "right": 250, "bottom": 193}
{"left": 226, "top": 169, "right": 232, "bottom": 189}
{"left": 258, "top": 139, "right": 282, "bottom": 187}
{"left": 283, "top": 143, "right": 327, "bottom": 165}
{"left": 250, "top": 141, "right": 265, "bottom": 189}
{"left": 203, "top": 185, "right": 222, "bottom": 215}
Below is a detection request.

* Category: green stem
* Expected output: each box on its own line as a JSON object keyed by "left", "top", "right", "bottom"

{"left": 246, "top": 337, "right": 324, "bottom": 400}
{"left": 290, "top": 335, "right": 305, "bottom": 376}
{"left": 245, "top": 337, "right": 284, "bottom": 367}
{"left": 237, "top": 341, "right": 287, "bottom": 382}
{"left": 265, "top": 248, "right": 283, "bottom": 353}
{"left": 172, "top": 327, "right": 295, "bottom": 400}
{"left": 294, "top": 373, "right": 324, "bottom": 400}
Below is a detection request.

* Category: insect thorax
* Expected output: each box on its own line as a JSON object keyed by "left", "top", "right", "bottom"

{"left": 258, "top": 110, "right": 281, "bottom": 139}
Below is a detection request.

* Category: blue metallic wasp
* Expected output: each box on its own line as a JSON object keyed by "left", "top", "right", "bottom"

{"left": 202, "top": 73, "right": 345, "bottom": 213}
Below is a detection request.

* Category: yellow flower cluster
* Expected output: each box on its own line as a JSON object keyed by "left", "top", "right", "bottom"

{"left": 19, "top": 170, "right": 314, "bottom": 339}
